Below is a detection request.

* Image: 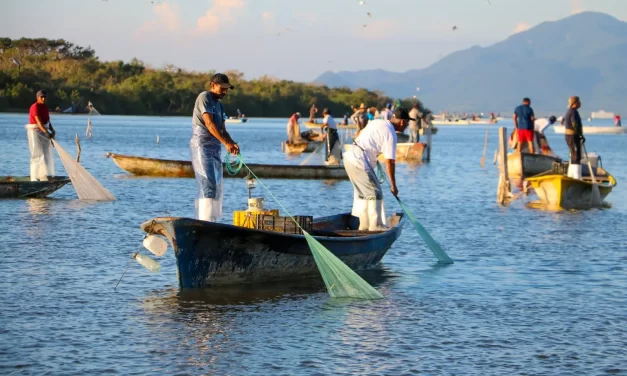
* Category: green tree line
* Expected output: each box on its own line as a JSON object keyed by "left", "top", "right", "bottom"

{"left": 0, "top": 38, "right": 410, "bottom": 117}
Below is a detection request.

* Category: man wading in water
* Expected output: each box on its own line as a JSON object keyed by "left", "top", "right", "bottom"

{"left": 343, "top": 107, "right": 412, "bottom": 231}
{"left": 191, "top": 73, "right": 240, "bottom": 222}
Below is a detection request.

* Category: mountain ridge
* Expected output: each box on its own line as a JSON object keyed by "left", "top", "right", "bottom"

{"left": 314, "top": 12, "right": 627, "bottom": 114}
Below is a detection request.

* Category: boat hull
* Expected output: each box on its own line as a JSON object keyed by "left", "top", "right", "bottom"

{"left": 553, "top": 125, "right": 627, "bottom": 134}
{"left": 343, "top": 143, "right": 426, "bottom": 163}
{"left": 527, "top": 169, "right": 616, "bottom": 210}
{"left": 0, "top": 176, "right": 70, "bottom": 199}
{"left": 106, "top": 153, "right": 348, "bottom": 179}
{"left": 504, "top": 152, "right": 561, "bottom": 179}
{"left": 304, "top": 122, "right": 356, "bottom": 129}
{"left": 432, "top": 120, "right": 470, "bottom": 126}
{"left": 281, "top": 141, "right": 323, "bottom": 153}
{"left": 141, "top": 213, "right": 405, "bottom": 288}
{"left": 225, "top": 118, "right": 248, "bottom": 124}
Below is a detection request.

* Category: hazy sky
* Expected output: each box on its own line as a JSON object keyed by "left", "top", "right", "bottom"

{"left": 2, "top": 0, "right": 626, "bottom": 81}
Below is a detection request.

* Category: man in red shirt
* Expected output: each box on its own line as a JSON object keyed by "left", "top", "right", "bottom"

{"left": 27, "top": 90, "right": 56, "bottom": 181}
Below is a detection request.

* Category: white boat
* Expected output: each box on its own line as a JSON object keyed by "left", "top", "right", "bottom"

{"left": 553, "top": 125, "right": 627, "bottom": 135}
{"left": 226, "top": 118, "right": 248, "bottom": 124}
{"left": 590, "top": 110, "right": 615, "bottom": 119}
{"left": 432, "top": 119, "right": 470, "bottom": 126}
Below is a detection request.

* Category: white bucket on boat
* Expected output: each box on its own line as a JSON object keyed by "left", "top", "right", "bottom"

{"left": 247, "top": 197, "right": 264, "bottom": 211}
{"left": 582, "top": 153, "right": 599, "bottom": 168}
{"left": 134, "top": 253, "right": 161, "bottom": 272}
{"left": 142, "top": 235, "right": 168, "bottom": 257}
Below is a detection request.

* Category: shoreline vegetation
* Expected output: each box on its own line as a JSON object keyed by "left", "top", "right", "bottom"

{"left": 0, "top": 38, "right": 410, "bottom": 118}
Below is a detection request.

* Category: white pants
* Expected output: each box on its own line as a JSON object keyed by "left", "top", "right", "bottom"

{"left": 26, "top": 124, "right": 54, "bottom": 181}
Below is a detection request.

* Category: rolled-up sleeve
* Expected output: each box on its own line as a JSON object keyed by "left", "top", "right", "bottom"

{"left": 198, "top": 92, "right": 214, "bottom": 115}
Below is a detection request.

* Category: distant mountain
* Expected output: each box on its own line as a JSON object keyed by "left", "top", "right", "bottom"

{"left": 314, "top": 12, "right": 627, "bottom": 114}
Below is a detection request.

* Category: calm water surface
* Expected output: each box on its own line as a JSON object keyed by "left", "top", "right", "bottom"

{"left": 1, "top": 113, "right": 626, "bottom": 375}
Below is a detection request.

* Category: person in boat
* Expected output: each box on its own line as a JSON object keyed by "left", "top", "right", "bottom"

{"left": 191, "top": 73, "right": 240, "bottom": 222}
{"left": 367, "top": 107, "right": 376, "bottom": 121}
{"left": 343, "top": 107, "right": 412, "bottom": 231}
{"left": 615, "top": 114, "right": 622, "bottom": 127}
{"left": 564, "top": 96, "right": 584, "bottom": 179}
{"left": 343, "top": 112, "right": 350, "bottom": 126}
{"left": 408, "top": 104, "right": 421, "bottom": 143}
{"left": 513, "top": 97, "right": 535, "bottom": 154}
{"left": 237, "top": 108, "right": 242, "bottom": 119}
{"left": 351, "top": 103, "right": 369, "bottom": 135}
{"left": 322, "top": 108, "right": 341, "bottom": 164}
{"left": 490, "top": 112, "right": 496, "bottom": 123}
{"left": 380, "top": 103, "right": 393, "bottom": 121}
{"left": 287, "top": 112, "right": 302, "bottom": 144}
{"left": 309, "top": 103, "right": 318, "bottom": 124}
{"left": 26, "top": 90, "right": 56, "bottom": 181}
{"left": 534, "top": 115, "right": 557, "bottom": 155}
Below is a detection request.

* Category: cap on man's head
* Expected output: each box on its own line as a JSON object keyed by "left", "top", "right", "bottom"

{"left": 549, "top": 115, "right": 557, "bottom": 123}
{"left": 323, "top": 108, "right": 330, "bottom": 114}
{"left": 523, "top": 97, "right": 531, "bottom": 103}
{"left": 386, "top": 103, "right": 392, "bottom": 109}
{"left": 36, "top": 90, "right": 47, "bottom": 98}
{"left": 359, "top": 103, "right": 367, "bottom": 110}
{"left": 393, "top": 107, "right": 415, "bottom": 121}
{"left": 211, "top": 73, "right": 234, "bottom": 89}
{"left": 295, "top": 112, "right": 301, "bottom": 118}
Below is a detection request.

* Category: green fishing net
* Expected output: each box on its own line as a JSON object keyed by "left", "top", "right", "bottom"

{"left": 304, "top": 231, "right": 384, "bottom": 299}
{"left": 233, "top": 153, "right": 384, "bottom": 299}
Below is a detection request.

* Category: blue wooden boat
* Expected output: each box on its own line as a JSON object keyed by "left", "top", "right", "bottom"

{"left": 0, "top": 176, "right": 71, "bottom": 198}
{"left": 140, "top": 212, "right": 405, "bottom": 288}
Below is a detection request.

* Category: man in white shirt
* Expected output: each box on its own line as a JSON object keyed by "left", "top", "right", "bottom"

{"left": 343, "top": 107, "right": 413, "bottom": 231}
{"left": 322, "top": 108, "right": 340, "bottom": 164}
{"left": 534, "top": 115, "right": 557, "bottom": 155}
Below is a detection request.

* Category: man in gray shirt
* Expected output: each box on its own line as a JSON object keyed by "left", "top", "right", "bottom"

{"left": 408, "top": 104, "right": 422, "bottom": 143}
{"left": 191, "top": 73, "right": 240, "bottom": 222}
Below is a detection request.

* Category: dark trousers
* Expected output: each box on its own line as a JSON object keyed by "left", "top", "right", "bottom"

{"left": 565, "top": 135, "right": 582, "bottom": 164}
{"left": 325, "top": 128, "right": 338, "bottom": 161}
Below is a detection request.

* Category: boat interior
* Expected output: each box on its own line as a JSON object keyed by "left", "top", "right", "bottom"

{"left": 311, "top": 213, "right": 403, "bottom": 237}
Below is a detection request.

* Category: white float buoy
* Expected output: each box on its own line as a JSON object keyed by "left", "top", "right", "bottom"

{"left": 156, "top": 135, "right": 160, "bottom": 144}
{"left": 142, "top": 235, "right": 168, "bottom": 257}
{"left": 134, "top": 253, "right": 161, "bottom": 272}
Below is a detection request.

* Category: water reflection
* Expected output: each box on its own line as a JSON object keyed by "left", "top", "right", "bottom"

{"left": 26, "top": 198, "right": 52, "bottom": 216}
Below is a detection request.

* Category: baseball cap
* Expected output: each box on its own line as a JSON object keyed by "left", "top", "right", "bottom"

{"left": 36, "top": 90, "right": 47, "bottom": 98}
{"left": 393, "top": 107, "right": 415, "bottom": 121}
{"left": 211, "top": 73, "right": 235, "bottom": 89}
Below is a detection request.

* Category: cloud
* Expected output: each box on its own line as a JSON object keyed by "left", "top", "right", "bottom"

{"left": 571, "top": 0, "right": 585, "bottom": 14}
{"left": 195, "top": 0, "right": 245, "bottom": 34}
{"left": 512, "top": 22, "right": 530, "bottom": 34}
{"left": 139, "top": 2, "right": 182, "bottom": 33}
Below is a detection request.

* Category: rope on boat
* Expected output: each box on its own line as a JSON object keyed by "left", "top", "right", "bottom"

{"left": 224, "top": 153, "right": 244, "bottom": 175}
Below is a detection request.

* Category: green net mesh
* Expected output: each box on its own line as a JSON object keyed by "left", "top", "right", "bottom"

{"left": 304, "top": 231, "right": 384, "bottom": 299}
{"left": 235, "top": 154, "right": 384, "bottom": 299}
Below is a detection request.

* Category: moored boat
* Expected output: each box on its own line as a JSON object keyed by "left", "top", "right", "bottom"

{"left": 343, "top": 142, "right": 426, "bottom": 163}
{"left": 225, "top": 118, "right": 248, "bottom": 124}
{"left": 503, "top": 152, "right": 562, "bottom": 179}
{"left": 140, "top": 212, "right": 405, "bottom": 288}
{"left": 304, "top": 122, "right": 356, "bottom": 129}
{"left": 432, "top": 119, "right": 470, "bottom": 126}
{"left": 281, "top": 141, "right": 323, "bottom": 153}
{"left": 553, "top": 125, "right": 627, "bottom": 135}
{"left": 526, "top": 166, "right": 616, "bottom": 210}
{"left": 105, "top": 153, "right": 348, "bottom": 180}
{"left": 0, "top": 176, "right": 71, "bottom": 198}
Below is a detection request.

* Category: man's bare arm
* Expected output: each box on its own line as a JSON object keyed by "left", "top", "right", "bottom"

{"left": 385, "top": 159, "right": 398, "bottom": 196}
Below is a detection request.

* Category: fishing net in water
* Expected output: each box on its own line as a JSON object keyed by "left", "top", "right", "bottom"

{"left": 375, "top": 162, "right": 453, "bottom": 264}
{"left": 52, "top": 140, "right": 116, "bottom": 201}
{"left": 304, "top": 231, "right": 383, "bottom": 299}
{"left": 231, "top": 153, "right": 383, "bottom": 299}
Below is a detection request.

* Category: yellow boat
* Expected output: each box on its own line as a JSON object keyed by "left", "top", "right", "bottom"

{"left": 526, "top": 167, "right": 616, "bottom": 210}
